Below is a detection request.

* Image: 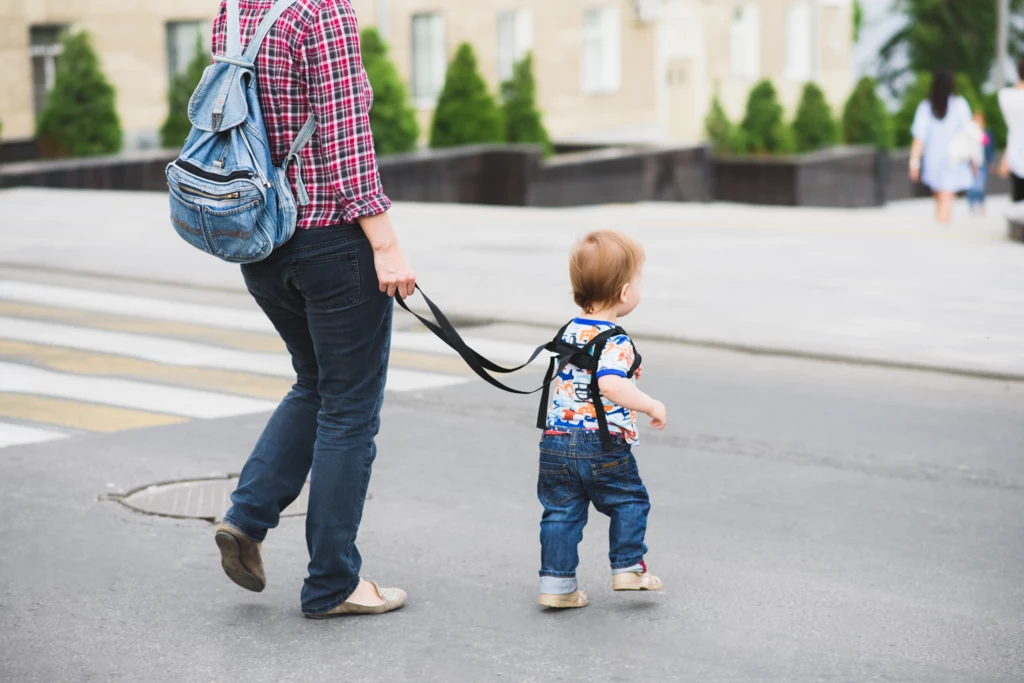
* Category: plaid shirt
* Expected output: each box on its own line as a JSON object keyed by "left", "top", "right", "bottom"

{"left": 211, "top": 0, "right": 391, "bottom": 228}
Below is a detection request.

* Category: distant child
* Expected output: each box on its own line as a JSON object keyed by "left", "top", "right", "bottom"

{"left": 967, "top": 111, "right": 997, "bottom": 213}
{"left": 537, "top": 230, "right": 667, "bottom": 609}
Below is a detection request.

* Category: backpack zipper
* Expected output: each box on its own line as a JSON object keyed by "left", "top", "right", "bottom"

{"left": 179, "top": 185, "right": 241, "bottom": 200}
{"left": 174, "top": 159, "right": 254, "bottom": 183}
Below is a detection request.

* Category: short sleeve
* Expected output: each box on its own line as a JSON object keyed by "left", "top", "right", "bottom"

{"left": 596, "top": 335, "right": 635, "bottom": 379}
{"left": 911, "top": 101, "right": 931, "bottom": 142}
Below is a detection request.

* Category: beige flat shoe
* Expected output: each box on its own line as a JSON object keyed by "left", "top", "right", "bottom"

{"left": 214, "top": 522, "right": 266, "bottom": 593}
{"left": 539, "top": 590, "right": 589, "bottom": 609}
{"left": 305, "top": 581, "right": 407, "bottom": 618}
{"left": 613, "top": 571, "right": 663, "bottom": 591}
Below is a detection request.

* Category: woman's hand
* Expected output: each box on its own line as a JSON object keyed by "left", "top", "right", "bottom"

{"left": 909, "top": 166, "right": 921, "bottom": 183}
{"left": 1000, "top": 154, "right": 1011, "bottom": 179}
{"left": 373, "top": 243, "right": 416, "bottom": 298}
{"left": 358, "top": 212, "right": 416, "bottom": 298}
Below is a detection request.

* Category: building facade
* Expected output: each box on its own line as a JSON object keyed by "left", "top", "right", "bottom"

{"left": 0, "top": 0, "right": 853, "bottom": 149}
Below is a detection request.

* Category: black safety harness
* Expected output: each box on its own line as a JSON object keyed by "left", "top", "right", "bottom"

{"left": 396, "top": 287, "right": 641, "bottom": 451}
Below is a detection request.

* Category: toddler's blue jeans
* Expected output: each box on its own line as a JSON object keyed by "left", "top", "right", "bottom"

{"left": 537, "top": 430, "right": 650, "bottom": 594}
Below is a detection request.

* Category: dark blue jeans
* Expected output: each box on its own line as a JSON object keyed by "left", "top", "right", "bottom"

{"left": 968, "top": 165, "right": 989, "bottom": 208}
{"left": 537, "top": 431, "right": 650, "bottom": 594}
{"left": 223, "top": 225, "right": 392, "bottom": 615}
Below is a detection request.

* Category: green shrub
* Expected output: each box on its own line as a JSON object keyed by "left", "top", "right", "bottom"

{"left": 501, "top": 53, "right": 552, "bottom": 155}
{"left": 361, "top": 28, "right": 420, "bottom": 155}
{"left": 982, "top": 91, "right": 1007, "bottom": 150}
{"left": 894, "top": 71, "right": 982, "bottom": 148}
{"left": 160, "top": 39, "right": 208, "bottom": 149}
{"left": 429, "top": 43, "right": 504, "bottom": 148}
{"left": 791, "top": 83, "right": 840, "bottom": 152}
{"left": 738, "top": 80, "right": 795, "bottom": 155}
{"left": 842, "top": 76, "right": 894, "bottom": 150}
{"left": 36, "top": 31, "right": 122, "bottom": 158}
{"left": 704, "top": 96, "right": 735, "bottom": 153}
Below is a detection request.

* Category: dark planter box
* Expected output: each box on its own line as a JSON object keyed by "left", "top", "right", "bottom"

{"left": 377, "top": 144, "right": 542, "bottom": 206}
{"left": 714, "top": 146, "right": 883, "bottom": 208}
{"left": 0, "top": 149, "right": 176, "bottom": 191}
{"left": 0, "top": 138, "right": 40, "bottom": 164}
{"left": 530, "top": 145, "right": 712, "bottom": 207}
{"left": 1010, "top": 221, "right": 1024, "bottom": 243}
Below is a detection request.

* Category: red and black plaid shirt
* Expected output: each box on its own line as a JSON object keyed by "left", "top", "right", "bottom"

{"left": 211, "top": 0, "right": 391, "bottom": 228}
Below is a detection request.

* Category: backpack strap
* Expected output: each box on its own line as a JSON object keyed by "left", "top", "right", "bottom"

{"left": 226, "top": 0, "right": 243, "bottom": 58}
{"left": 282, "top": 114, "right": 318, "bottom": 206}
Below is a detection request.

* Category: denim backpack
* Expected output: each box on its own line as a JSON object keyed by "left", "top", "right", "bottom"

{"left": 166, "top": 0, "right": 316, "bottom": 264}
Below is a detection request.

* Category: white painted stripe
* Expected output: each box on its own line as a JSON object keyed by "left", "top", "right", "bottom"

{"left": 0, "top": 363, "right": 278, "bottom": 418}
{"left": 0, "top": 281, "right": 547, "bottom": 364}
{"left": 0, "top": 421, "right": 70, "bottom": 448}
{"left": 0, "top": 318, "right": 470, "bottom": 393}
{"left": 0, "top": 280, "right": 273, "bottom": 332}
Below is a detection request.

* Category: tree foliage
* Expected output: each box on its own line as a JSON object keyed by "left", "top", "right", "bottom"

{"left": 429, "top": 43, "right": 504, "bottom": 148}
{"left": 842, "top": 76, "right": 894, "bottom": 149}
{"left": 36, "top": 31, "right": 122, "bottom": 157}
{"left": 501, "top": 53, "right": 552, "bottom": 154}
{"left": 160, "top": 39, "right": 208, "bottom": 149}
{"left": 878, "top": 0, "right": 1024, "bottom": 97}
{"left": 361, "top": 27, "right": 420, "bottom": 155}
{"left": 792, "top": 83, "right": 840, "bottom": 152}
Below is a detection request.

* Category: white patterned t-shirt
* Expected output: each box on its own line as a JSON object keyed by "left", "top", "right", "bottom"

{"left": 545, "top": 318, "right": 640, "bottom": 444}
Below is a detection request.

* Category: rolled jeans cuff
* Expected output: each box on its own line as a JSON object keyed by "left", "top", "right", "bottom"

{"left": 539, "top": 575, "right": 578, "bottom": 595}
{"left": 611, "top": 562, "right": 645, "bottom": 575}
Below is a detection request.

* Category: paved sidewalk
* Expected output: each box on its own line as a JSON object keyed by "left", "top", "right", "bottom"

{"left": 3, "top": 187, "right": 1023, "bottom": 378}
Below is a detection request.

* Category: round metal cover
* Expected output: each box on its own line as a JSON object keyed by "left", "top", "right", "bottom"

{"left": 114, "top": 476, "right": 309, "bottom": 522}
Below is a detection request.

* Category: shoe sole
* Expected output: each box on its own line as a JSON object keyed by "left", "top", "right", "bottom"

{"left": 538, "top": 595, "right": 589, "bottom": 609}
{"left": 215, "top": 531, "right": 265, "bottom": 593}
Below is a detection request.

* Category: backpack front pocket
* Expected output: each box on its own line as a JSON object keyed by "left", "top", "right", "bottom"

{"left": 201, "top": 200, "right": 270, "bottom": 263}
{"left": 169, "top": 191, "right": 209, "bottom": 253}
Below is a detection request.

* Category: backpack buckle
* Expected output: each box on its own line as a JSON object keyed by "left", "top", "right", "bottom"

{"left": 211, "top": 112, "right": 223, "bottom": 131}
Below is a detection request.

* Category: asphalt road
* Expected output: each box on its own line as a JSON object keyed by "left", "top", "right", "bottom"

{"left": 1, "top": 299, "right": 1021, "bottom": 682}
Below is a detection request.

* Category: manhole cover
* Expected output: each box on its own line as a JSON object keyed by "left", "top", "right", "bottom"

{"left": 112, "top": 476, "right": 309, "bottom": 522}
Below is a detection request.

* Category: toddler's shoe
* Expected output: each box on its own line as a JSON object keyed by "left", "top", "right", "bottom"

{"left": 539, "top": 590, "right": 588, "bottom": 608}
{"left": 613, "top": 568, "right": 662, "bottom": 591}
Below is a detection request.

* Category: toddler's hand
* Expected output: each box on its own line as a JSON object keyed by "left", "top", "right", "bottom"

{"left": 646, "top": 400, "right": 667, "bottom": 430}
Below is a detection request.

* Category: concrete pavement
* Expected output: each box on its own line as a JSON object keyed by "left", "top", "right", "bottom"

{"left": 3, "top": 187, "right": 1024, "bottom": 379}
{"left": 0, "top": 299, "right": 1021, "bottom": 681}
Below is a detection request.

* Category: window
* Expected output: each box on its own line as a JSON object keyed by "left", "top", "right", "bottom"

{"left": 729, "top": 4, "right": 760, "bottom": 80}
{"left": 498, "top": 10, "right": 533, "bottom": 83}
{"left": 166, "top": 21, "right": 209, "bottom": 84}
{"left": 581, "top": 6, "right": 621, "bottom": 94}
{"left": 412, "top": 13, "right": 446, "bottom": 107}
{"left": 30, "top": 25, "right": 67, "bottom": 115}
{"left": 785, "top": 2, "right": 813, "bottom": 81}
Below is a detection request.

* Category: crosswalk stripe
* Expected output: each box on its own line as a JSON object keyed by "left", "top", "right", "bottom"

{"left": 0, "top": 362, "right": 279, "bottom": 419}
{"left": 0, "top": 280, "right": 271, "bottom": 332}
{"left": 0, "top": 281, "right": 546, "bottom": 364}
{"left": 0, "top": 300, "right": 286, "bottom": 353}
{"left": 0, "top": 394, "right": 187, "bottom": 433}
{"left": 0, "top": 340, "right": 293, "bottom": 400}
{"left": 0, "top": 421, "right": 70, "bottom": 448}
{"left": 0, "top": 317, "right": 471, "bottom": 392}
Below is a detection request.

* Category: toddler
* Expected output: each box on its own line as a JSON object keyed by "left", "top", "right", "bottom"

{"left": 537, "top": 230, "right": 667, "bottom": 609}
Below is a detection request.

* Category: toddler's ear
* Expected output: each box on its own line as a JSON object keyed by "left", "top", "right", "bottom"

{"left": 619, "top": 282, "right": 631, "bottom": 303}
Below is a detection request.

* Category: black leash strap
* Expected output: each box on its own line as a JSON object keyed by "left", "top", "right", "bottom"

{"left": 395, "top": 286, "right": 570, "bottom": 396}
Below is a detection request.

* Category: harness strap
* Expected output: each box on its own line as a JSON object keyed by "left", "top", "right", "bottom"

{"left": 395, "top": 287, "right": 640, "bottom": 452}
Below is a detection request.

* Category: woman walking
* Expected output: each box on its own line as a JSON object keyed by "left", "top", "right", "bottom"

{"left": 908, "top": 70, "right": 974, "bottom": 224}
{"left": 998, "top": 59, "right": 1024, "bottom": 202}
{"left": 210, "top": 0, "right": 416, "bottom": 618}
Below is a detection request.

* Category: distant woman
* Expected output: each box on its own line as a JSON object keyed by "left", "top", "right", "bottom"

{"left": 998, "top": 58, "right": 1024, "bottom": 202}
{"left": 909, "top": 70, "right": 974, "bottom": 223}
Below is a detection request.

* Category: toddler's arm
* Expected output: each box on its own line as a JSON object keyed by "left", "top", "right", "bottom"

{"left": 598, "top": 375, "right": 667, "bottom": 430}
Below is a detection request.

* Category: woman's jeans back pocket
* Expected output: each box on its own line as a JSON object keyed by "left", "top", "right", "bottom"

{"left": 289, "top": 251, "right": 361, "bottom": 313}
